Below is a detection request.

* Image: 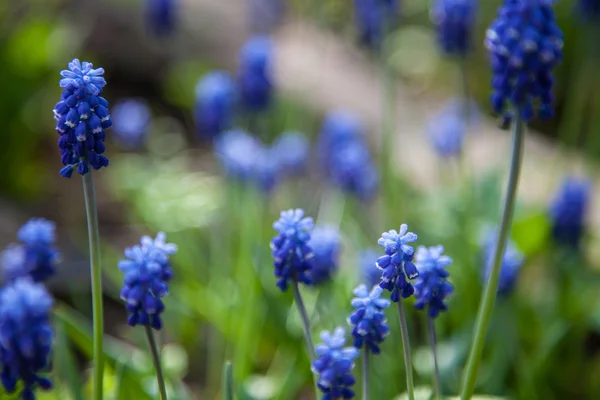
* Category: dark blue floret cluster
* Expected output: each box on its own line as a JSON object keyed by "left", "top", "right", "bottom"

{"left": 482, "top": 231, "right": 524, "bottom": 296}
{"left": 318, "top": 111, "right": 379, "bottom": 201}
{"left": 238, "top": 35, "right": 274, "bottom": 111}
{"left": 353, "top": 0, "right": 399, "bottom": 48}
{"left": 431, "top": 0, "right": 477, "bottom": 57}
{"left": 111, "top": 98, "right": 151, "bottom": 150}
{"left": 119, "top": 232, "right": 178, "bottom": 330}
{"left": 0, "top": 278, "right": 53, "bottom": 400}
{"left": 271, "top": 209, "right": 315, "bottom": 291}
{"left": 486, "top": 0, "right": 563, "bottom": 121}
{"left": 1, "top": 219, "right": 59, "bottom": 283}
{"left": 413, "top": 246, "right": 454, "bottom": 318}
{"left": 54, "top": 59, "right": 111, "bottom": 178}
{"left": 146, "top": 0, "right": 177, "bottom": 37}
{"left": 312, "top": 328, "right": 359, "bottom": 400}
{"left": 195, "top": 71, "right": 237, "bottom": 139}
{"left": 549, "top": 176, "right": 591, "bottom": 249}
{"left": 348, "top": 284, "right": 391, "bottom": 354}
{"left": 308, "top": 225, "right": 341, "bottom": 285}
{"left": 376, "top": 224, "right": 419, "bottom": 302}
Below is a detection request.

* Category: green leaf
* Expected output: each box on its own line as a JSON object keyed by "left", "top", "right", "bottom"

{"left": 54, "top": 319, "right": 85, "bottom": 400}
{"left": 512, "top": 211, "right": 551, "bottom": 256}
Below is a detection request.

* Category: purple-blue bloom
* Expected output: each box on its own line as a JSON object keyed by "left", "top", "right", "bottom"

{"left": 312, "top": 327, "right": 359, "bottom": 400}
{"left": 273, "top": 131, "right": 309, "bottom": 175}
{"left": 358, "top": 249, "right": 381, "bottom": 288}
{"left": 549, "top": 176, "right": 591, "bottom": 249}
{"left": 238, "top": 35, "right": 274, "bottom": 111}
{"left": 427, "top": 99, "right": 479, "bottom": 158}
{"left": 119, "top": 232, "right": 177, "bottom": 330}
{"left": 270, "top": 209, "right": 315, "bottom": 291}
{"left": 146, "top": 0, "right": 177, "bottom": 36}
{"left": 431, "top": 0, "right": 477, "bottom": 57}
{"left": 308, "top": 225, "right": 341, "bottom": 285}
{"left": 54, "top": 59, "right": 111, "bottom": 178}
{"left": 353, "top": 0, "right": 399, "bottom": 48}
{"left": 413, "top": 245, "right": 454, "bottom": 318}
{"left": 482, "top": 232, "right": 524, "bottom": 296}
{"left": 486, "top": 0, "right": 563, "bottom": 121}
{"left": 111, "top": 98, "right": 151, "bottom": 150}
{"left": 0, "top": 278, "right": 53, "bottom": 400}
{"left": 215, "top": 129, "right": 261, "bottom": 182}
{"left": 348, "top": 284, "right": 391, "bottom": 354}
{"left": 376, "top": 224, "right": 419, "bottom": 302}
{"left": 195, "top": 71, "right": 237, "bottom": 139}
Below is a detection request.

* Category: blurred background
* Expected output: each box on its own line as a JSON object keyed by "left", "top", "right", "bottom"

{"left": 1, "top": 0, "right": 600, "bottom": 399}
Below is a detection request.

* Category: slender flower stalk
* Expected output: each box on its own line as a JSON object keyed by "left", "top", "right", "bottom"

{"left": 292, "top": 279, "right": 316, "bottom": 359}
{"left": 362, "top": 349, "right": 370, "bottom": 400}
{"left": 396, "top": 300, "right": 415, "bottom": 400}
{"left": 428, "top": 316, "right": 441, "bottom": 400}
{"left": 145, "top": 326, "right": 168, "bottom": 400}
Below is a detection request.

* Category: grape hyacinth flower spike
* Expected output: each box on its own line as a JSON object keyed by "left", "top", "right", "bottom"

{"left": 549, "top": 176, "right": 591, "bottom": 249}
{"left": 146, "top": 0, "right": 177, "bottom": 37}
{"left": 119, "top": 232, "right": 177, "bottom": 400}
{"left": 431, "top": 0, "right": 477, "bottom": 58}
{"left": 111, "top": 98, "right": 151, "bottom": 150}
{"left": 482, "top": 234, "right": 524, "bottom": 297}
{"left": 238, "top": 35, "right": 274, "bottom": 112}
{"left": 0, "top": 278, "right": 54, "bottom": 400}
{"left": 358, "top": 249, "right": 381, "bottom": 288}
{"left": 307, "top": 225, "right": 341, "bottom": 286}
{"left": 353, "top": 0, "right": 400, "bottom": 49}
{"left": 194, "top": 71, "right": 236, "bottom": 139}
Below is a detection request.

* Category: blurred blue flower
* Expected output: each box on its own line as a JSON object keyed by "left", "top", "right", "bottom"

{"left": 308, "top": 225, "right": 341, "bottom": 285}
{"left": 549, "top": 176, "right": 591, "bottom": 249}
{"left": 348, "top": 284, "right": 391, "bottom": 354}
{"left": 575, "top": 0, "right": 600, "bottom": 21}
{"left": 414, "top": 245, "right": 454, "bottom": 318}
{"left": 431, "top": 0, "right": 477, "bottom": 57}
{"left": 195, "top": 71, "right": 237, "bottom": 139}
{"left": 0, "top": 278, "right": 53, "bottom": 399}
{"left": 273, "top": 131, "right": 309, "bottom": 174}
{"left": 238, "top": 35, "right": 274, "bottom": 111}
{"left": 486, "top": 0, "right": 563, "bottom": 121}
{"left": 376, "top": 224, "right": 419, "bottom": 302}
{"left": 482, "top": 232, "right": 524, "bottom": 296}
{"left": 54, "top": 59, "right": 111, "bottom": 177}
{"left": 111, "top": 98, "right": 151, "bottom": 150}
{"left": 358, "top": 249, "right": 381, "bottom": 288}
{"left": 249, "top": 0, "right": 286, "bottom": 33}
{"left": 318, "top": 111, "right": 362, "bottom": 158}
{"left": 353, "top": 0, "right": 399, "bottom": 48}
{"left": 146, "top": 0, "right": 177, "bottom": 36}
{"left": 312, "top": 327, "right": 359, "bottom": 399}
{"left": 119, "top": 232, "right": 177, "bottom": 330}
{"left": 427, "top": 99, "right": 479, "bottom": 158}
{"left": 215, "top": 129, "right": 261, "bottom": 181}
{"left": 271, "top": 209, "right": 315, "bottom": 291}
{"left": 253, "top": 145, "right": 281, "bottom": 192}
{"left": 1, "top": 219, "right": 59, "bottom": 282}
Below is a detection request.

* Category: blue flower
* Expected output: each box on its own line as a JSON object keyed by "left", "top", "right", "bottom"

{"left": 111, "top": 98, "right": 151, "bottom": 150}
{"left": 146, "top": 0, "right": 177, "bottom": 36}
{"left": 549, "top": 176, "right": 591, "bottom": 249}
{"left": 312, "top": 327, "right": 359, "bottom": 400}
{"left": 119, "top": 232, "right": 177, "bottom": 330}
{"left": 353, "top": 0, "right": 399, "bottom": 48}
{"left": 486, "top": 0, "right": 563, "bottom": 121}
{"left": 0, "top": 278, "right": 53, "bottom": 400}
{"left": 308, "top": 225, "right": 341, "bottom": 285}
{"left": 413, "top": 246, "right": 454, "bottom": 318}
{"left": 54, "top": 59, "right": 111, "bottom": 177}
{"left": 575, "top": 0, "right": 600, "bottom": 22}
{"left": 253, "top": 145, "right": 281, "bottom": 192}
{"left": 238, "top": 35, "right": 274, "bottom": 111}
{"left": 348, "top": 284, "right": 391, "bottom": 354}
{"left": 194, "top": 71, "right": 237, "bottom": 139}
{"left": 376, "top": 224, "right": 419, "bottom": 302}
{"left": 482, "top": 232, "right": 524, "bottom": 296}
{"left": 215, "top": 129, "right": 262, "bottom": 182}
{"left": 431, "top": 0, "right": 477, "bottom": 57}
{"left": 427, "top": 99, "right": 479, "bottom": 158}
{"left": 358, "top": 249, "right": 381, "bottom": 288}
{"left": 270, "top": 209, "right": 315, "bottom": 291}
{"left": 249, "top": 0, "right": 286, "bottom": 33}
{"left": 1, "top": 219, "right": 59, "bottom": 282}
{"left": 273, "top": 131, "right": 309, "bottom": 175}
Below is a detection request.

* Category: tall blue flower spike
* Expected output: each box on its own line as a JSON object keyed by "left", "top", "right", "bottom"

{"left": 270, "top": 209, "right": 315, "bottom": 291}
{"left": 146, "top": 0, "right": 177, "bottom": 37}
{"left": 413, "top": 246, "right": 454, "bottom": 318}
{"left": 486, "top": 0, "right": 563, "bottom": 121}
{"left": 353, "top": 0, "right": 400, "bottom": 48}
{"left": 111, "top": 98, "right": 151, "bottom": 150}
{"left": 273, "top": 131, "right": 309, "bottom": 175}
{"left": 549, "top": 176, "right": 591, "bottom": 249}
{"left": 376, "top": 224, "right": 419, "bottom": 302}
{"left": 482, "top": 232, "right": 524, "bottom": 296}
{"left": 0, "top": 278, "right": 54, "bottom": 400}
{"left": 358, "top": 249, "right": 381, "bottom": 288}
{"left": 238, "top": 35, "right": 274, "bottom": 111}
{"left": 308, "top": 225, "right": 341, "bottom": 286}
{"left": 312, "top": 327, "right": 359, "bottom": 399}
{"left": 119, "top": 232, "right": 178, "bottom": 330}
{"left": 194, "top": 71, "right": 237, "bottom": 139}
{"left": 1, "top": 219, "right": 59, "bottom": 282}
{"left": 54, "top": 59, "right": 111, "bottom": 178}
{"left": 348, "top": 284, "right": 391, "bottom": 354}
{"left": 431, "top": 0, "right": 477, "bottom": 57}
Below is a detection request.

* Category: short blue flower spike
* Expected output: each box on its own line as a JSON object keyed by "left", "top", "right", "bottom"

{"left": 146, "top": 0, "right": 177, "bottom": 36}
{"left": 111, "top": 98, "right": 151, "bottom": 150}
{"left": 194, "top": 71, "right": 237, "bottom": 139}
{"left": 273, "top": 131, "right": 309, "bottom": 175}
{"left": 312, "top": 327, "right": 359, "bottom": 399}
{"left": 358, "top": 249, "right": 381, "bottom": 288}
{"left": 431, "top": 0, "right": 477, "bottom": 57}
{"left": 549, "top": 176, "right": 591, "bottom": 249}
{"left": 238, "top": 35, "right": 274, "bottom": 111}
{"left": 427, "top": 99, "right": 479, "bottom": 158}
{"left": 482, "top": 232, "right": 524, "bottom": 296}
{"left": 271, "top": 209, "right": 315, "bottom": 291}
{"left": 413, "top": 245, "right": 454, "bottom": 318}
{"left": 348, "top": 284, "right": 391, "bottom": 354}
{"left": 376, "top": 224, "right": 419, "bottom": 302}
{"left": 119, "top": 232, "right": 178, "bottom": 330}
{"left": 308, "top": 225, "right": 341, "bottom": 286}
{"left": 0, "top": 278, "right": 54, "bottom": 400}
{"left": 54, "top": 59, "right": 111, "bottom": 177}
{"left": 353, "top": 0, "right": 399, "bottom": 48}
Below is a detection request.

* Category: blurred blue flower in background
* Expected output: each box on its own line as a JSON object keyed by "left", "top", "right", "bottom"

{"left": 54, "top": 59, "right": 111, "bottom": 177}
{"left": 312, "top": 327, "right": 359, "bottom": 399}
{"left": 427, "top": 101, "right": 466, "bottom": 158}
{"left": 348, "top": 284, "right": 391, "bottom": 354}
{"left": 549, "top": 176, "right": 591, "bottom": 249}
{"left": 253, "top": 145, "right": 281, "bottom": 193}
{"left": 431, "top": 0, "right": 477, "bottom": 57}
{"left": 353, "top": 0, "right": 399, "bottom": 48}
{"left": 376, "top": 224, "right": 419, "bottom": 302}
{"left": 414, "top": 245, "right": 454, "bottom": 318}
{"left": 308, "top": 225, "right": 341, "bottom": 285}
{"left": 358, "top": 249, "right": 381, "bottom": 288}
{"left": 238, "top": 35, "right": 274, "bottom": 111}
{"left": 271, "top": 209, "right": 315, "bottom": 291}
{"left": 486, "top": 0, "right": 563, "bottom": 121}
{"left": 0, "top": 278, "right": 53, "bottom": 399}
{"left": 119, "top": 232, "right": 177, "bottom": 330}
{"left": 111, "top": 98, "right": 151, "bottom": 150}
{"left": 215, "top": 129, "right": 261, "bottom": 182}
{"left": 482, "top": 231, "right": 524, "bottom": 296}
{"left": 575, "top": 0, "right": 600, "bottom": 21}
{"left": 146, "top": 0, "right": 177, "bottom": 37}
{"left": 1, "top": 219, "right": 59, "bottom": 283}
{"left": 249, "top": 0, "right": 286, "bottom": 33}
{"left": 273, "top": 131, "right": 309, "bottom": 175}
{"left": 195, "top": 71, "right": 237, "bottom": 139}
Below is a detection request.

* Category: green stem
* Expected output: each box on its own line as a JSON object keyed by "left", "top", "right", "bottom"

{"left": 460, "top": 115, "right": 526, "bottom": 399}
{"left": 362, "top": 349, "right": 370, "bottom": 400}
{"left": 145, "top": 326, "right": 168, "bottom": 400}
{"left": 428, "top": 316, "right": 441, "bottom": 400}
{"left": 396, "top": 299, "right": 415, "bottom": 400}
{"left": 222, "top": 361, "right": 234, "bottom": 400}
{"left": 292, "top": 279, "right": 316, "bottom": 360}
{"left": 81, "top": 171, "right": 104, "bottom": 400}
